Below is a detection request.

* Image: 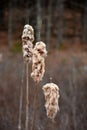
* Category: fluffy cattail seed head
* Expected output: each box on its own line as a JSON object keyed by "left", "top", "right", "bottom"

{"left": 42, "top": 83, "right": 60, "bottom": 120}
{"left": 22, "top": 40, "right": 33, "bottom": 62}
{"left": 22, "top": 24, "right": 34, "bottom": 63}
{"left": 31, "top": 41, "right": 47, "bottom": 83}
{"left": 34, "top": 41, "right": 47, "bottom": 58}
{"left": 22, "top": 24, "right": 34, "bottom": 42}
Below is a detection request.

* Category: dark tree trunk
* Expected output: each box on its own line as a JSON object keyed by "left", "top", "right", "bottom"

{"left": 82, "top": 7, "right": 87, "bottom": 43}
{"left": 0, "top": 7, "right": 4, "bottom": 28}
{"left": 8, "top": 0, "right": 13, "bottom": 48}
{"left": 25, "top": 1, "right": 30, "bottom": 24}
{"left": 56, "top": 0, "right": 64, "bottom": 48}
{"left": 46, "top": 0, "right": 52, "bottom": 49}
{"left": 36, "top": 0, "right": 42, "bottom": 41}
{"left": 0, "top": 1, "right": 6, "bottom": 30}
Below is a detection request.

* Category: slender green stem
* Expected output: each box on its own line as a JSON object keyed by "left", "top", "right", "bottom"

{"left": 31, "top": 83, "right": 39, "bottom": 130}
{"left": 25, "top": 63, "right": 29, "bottom": 130}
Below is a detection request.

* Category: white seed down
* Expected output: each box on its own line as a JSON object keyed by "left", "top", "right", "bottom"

{"left": 31, "top": 41, "right": 47, "bottom": 83}
{"left": 22, "top": 24, "right": 34, "bottom": 62}
{"left": 42, "top": 83, "right": 60, "bottom": 120}
{"left": 22, "top": 41, "right": 33, "bottom": 62}
{"left": 22, "top": 24, "right": 34, "bottom": 42}
{"left": 34, "top": 41, "right": 47, "bottom": 58}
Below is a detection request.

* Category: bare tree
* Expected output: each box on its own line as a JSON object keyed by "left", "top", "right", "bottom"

{"left": 56, "top": 0, "right": 64, "bottom": 48}
{"left": 8, "top": 0, "right": 13, "bottom": 48}
{"left": 25, "top": 1, "right": 30, "bottom": 24}
{"left": 36, "top": 0, "right": 42, "bottom": 41}
{"left": 0, "top": 5, "right": 4, "bottom": 28}
{"left": 46, "top": 0, "right": 52, "bottom": 49}
{"left": 82, "top": 4, "right": 87, "bottom": 43}
{"left": 73, "top": 11, "right": 81, "bottom": 44}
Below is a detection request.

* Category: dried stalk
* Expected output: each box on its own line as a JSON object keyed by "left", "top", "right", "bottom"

{"left": 31, "top": 82, "right": 39, "bottom": 130}
{"left": 21, "top": 24, "right": 34, "bottom": 130}
{"left": 52, "top": 121, "right": 55, "bottom": 130}
{"left": 25, "top": 63, "right": 29, "bottom": 130}
{"left": 31, "top": 41, "right": 47, "bottom": 130}
{"left": 18, "top": 65, "right": 24, "bottom": 130}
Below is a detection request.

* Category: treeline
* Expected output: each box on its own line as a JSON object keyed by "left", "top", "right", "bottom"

{"left": 1, "top": 0, "right": 87, "bottom": 48}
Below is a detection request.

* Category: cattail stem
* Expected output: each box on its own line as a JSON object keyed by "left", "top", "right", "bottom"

{"left": 52, "top": 119, "right": 55, "bottom": 130}
{"left": 31, "top": 83, "right": 39, "bottom": 130}
{"left": 25, "top": 63, "right": 29, "bottom": 130}
{"left": 18, "top": 64, "right": 24, "bottom": 130}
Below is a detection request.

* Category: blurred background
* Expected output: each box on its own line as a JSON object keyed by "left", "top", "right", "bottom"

{"left": 0, "top": 0, "right": 87, "bottom": 130}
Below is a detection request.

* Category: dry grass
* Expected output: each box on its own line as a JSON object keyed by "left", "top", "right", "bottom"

{"left": 0, "top": 49, "right": 87, "bottom": 130}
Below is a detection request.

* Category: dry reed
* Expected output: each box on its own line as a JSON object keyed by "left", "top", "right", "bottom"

{"left": 31, "top": 41, "right": 47, "bottom": 130}
{"left": 21, "top": 24, "right": 34, "bottom": 130}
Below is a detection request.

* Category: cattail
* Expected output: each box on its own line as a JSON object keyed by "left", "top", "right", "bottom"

{"left": 31, "top": 41, "right": 47, "bottom": 130}
{"left": 31, "top": 41, "right": 47, "bottom": 83}
{"left": 20, "top": 24, "right": 34, "bottom": 130}
{"left": 22, "top": 24, "right": 34, "bottom": 62}
{"left": 42, "top": 83, "right": 60, "bottom": 121}
{"left": 22, "top": 24, "right": 34, "bottom": 42}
